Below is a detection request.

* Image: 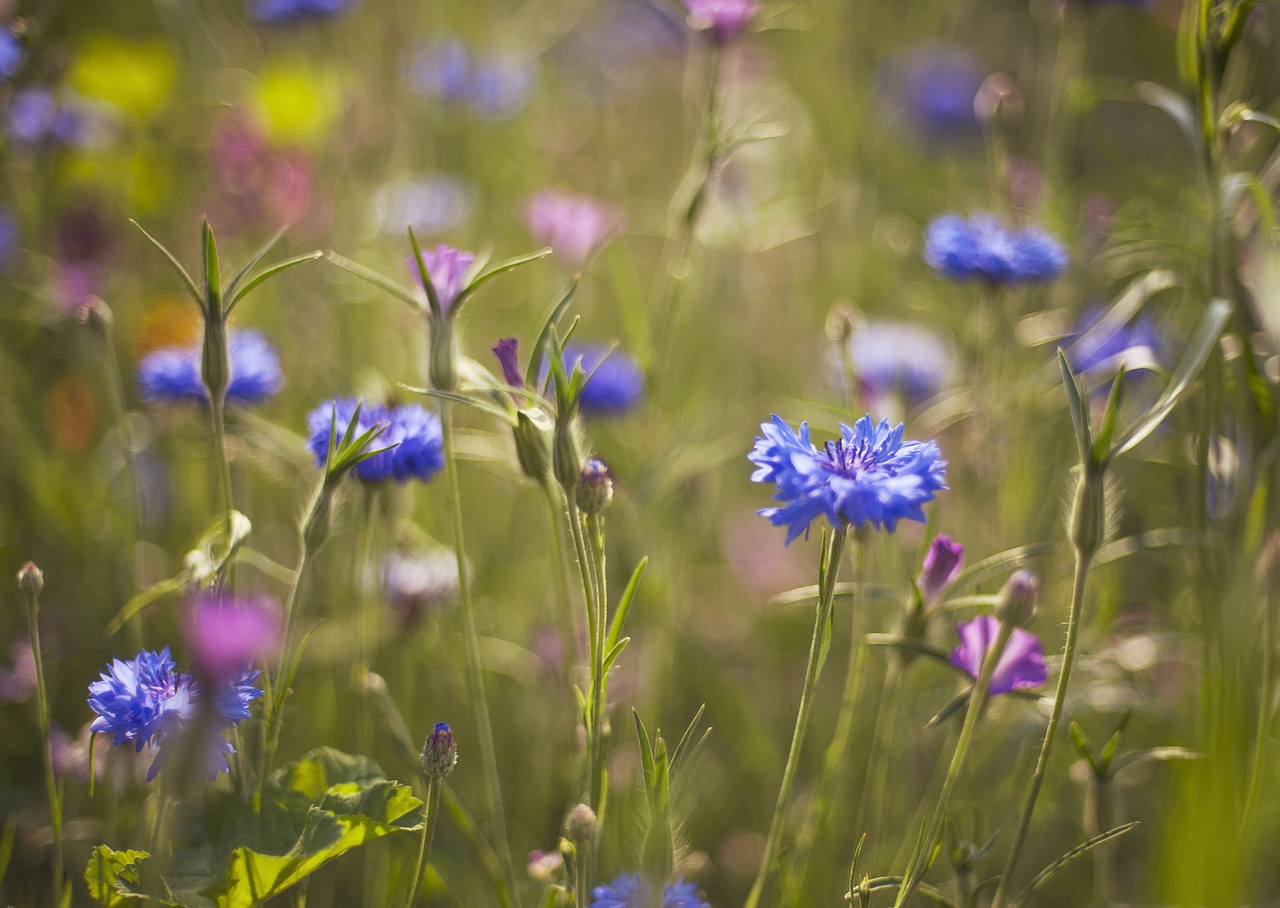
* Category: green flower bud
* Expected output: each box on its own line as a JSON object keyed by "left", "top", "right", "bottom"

{"left": 421, "top": 723, "right": 457, "bottom": 778}
{"left": 201, "top": 317, "right": 230, "bottom": 406}
{"left": 552, "top": 412, "right": 585, "bottom": 497}
{"left": 574, "top": 458, "right": 613, "bottom": 515}
{"left": 995, "top": 570, "right": 1040, "bottom": 629}
{"left": 565, "top": 803, "right": 596, "bottom": 842}
{"left": 427, "top": 316, "right": 457, "bottom": 393}
{"left": 1069, "top": 466, "right": 1106, "bottom": 560}
{"left": 514, "top": 408, "right": 553, "bottom": 486}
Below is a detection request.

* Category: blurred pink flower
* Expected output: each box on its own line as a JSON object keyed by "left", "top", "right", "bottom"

{"left": 183, "top": 593, "right": 283, "bottom": 681}
{"left": 525, "top": 188, "right": 625, "bottom": 266}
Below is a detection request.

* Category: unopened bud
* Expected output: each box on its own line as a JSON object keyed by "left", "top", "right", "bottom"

{"left": 1069, "top": 467, "right": 1106, "bottom": 559}
{"left": 552, "top": 413, "right": 585, "bottom": 497}
{"left": 302, "top": 483, "right": 335, "bottom": 552}
{"left": 201, "top": 318, "right": 230, "bottom": 406}
{"left": 17, "top": 562, "right": 43, "bottom": 597}
{"left": 918, "top": 535, "right": 964, "bottom": 603}
{"left": 574, "top": 459, "right": 613, "bottom": 515}
{"left": 565, "top": 803, "right": 596, "bottom": 842}
{"left": 514, "top": 408, "right": 553, "bottom": 486}
{"left": 421, "top": 722, "right": 457, "bottom": 778}
{"left": 995, "top": 570, "right": 1040, "bottom": 628}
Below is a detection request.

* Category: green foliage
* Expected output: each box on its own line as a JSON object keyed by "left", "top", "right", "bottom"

{"left": 84, "top": 748, "right": 422, "bottom": 908}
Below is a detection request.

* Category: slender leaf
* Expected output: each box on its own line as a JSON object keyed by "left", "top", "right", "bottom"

{"left": 455, "top": 247, "right": 552, "bottom": 308}
{"left": 325, "top": 251, "right": 423, "bottom": 312}
{"left": 1008, "top": 823, "right": 1138, "bottom": 908}
{"left": 226, "top": 251, "right": 323, "bottom": 312}
{"left": 225, "top": 227, "right": 286, "bottom": 300}
{"left": 865, "top": 634, "right": 959, "bottom": 669}
{"left": 406, "top": 225, "right": 442, "bottom": 317}
{"left": 131, "top": 220, "right": 202, "bottom": 309}
{"left": 669, "top": 704, "right": 707, "bottom": 771}
{"left": 606, "top": 557, "right": 647, "bottom": 652}
{"left": 1059, "top": 349, "right": 1091, "bottom": 463}
{"left": 1111, "top": 746, "right": 1204, "bottom": 774}
{"left": 602, "top": 637, "right": 629, "bottom": 673}
{"left": 1091, "top": 365, "right": 1126, "bottom": 466}
{"left": 202, "top": 220, "right": 221, "bottom": 316}
{"left": 400, "top": 385, "right": 515, "bottom": 424}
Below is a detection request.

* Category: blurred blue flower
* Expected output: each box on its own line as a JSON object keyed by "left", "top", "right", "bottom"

{"left": 87, "top": 647, "right": 262, "bottom": 781}
{"left": 306, "top": 397, "right": 445, "bottom": 483}
{"left": 466, "top": 56, "right": 535, "bottom": 119}
{"left": 749, "top": 415, "right": 947, "bottom": 543}
{"left": 562, "top": 344, "right": 645, "bottom": 415}
{"left": 0, "top": 205, "right": 17, "bottom": 268}
{"left": 138, "top": 328, "right": 283, "bottom": 406}
{"left": 879, "top": 43, "right": 986, "bottom": 141}
{"left": 950, "top": 614, "right": 1047, "bottom": 695}
{"left": 248, "top": 0, "right": 356, "bottom": 23}
{"left": 924, "top": 213, "right": 1067, "bottom": 285}
{"left": 7, "top": 87, "right": 57, "bottom": 143}
{"left": 1066, "top": 307, "right": 1163, "bottom": 380}
{"left": 0, "top": 30, "right": 23, "bottom": 79}
{"left": 7, "top": 87, "right": 106, "bottom": 148}
{"left": 373, "top": 174, "right": 474, "bottom": 237}
{"left": 591, "top": 873, "right": 710, "bottom": 908}
{"left": 844, "top": 320, "right": 953, "bottom": 406}
{"left": 408, "top": 39, "right": 471, "bottom": 103}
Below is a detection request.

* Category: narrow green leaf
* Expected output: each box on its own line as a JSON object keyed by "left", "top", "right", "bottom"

{"left": 407, "top": 225, "right": 442, "bottom": 317}
{"left": 202, "top": 220, "right": 222, "bottom": 317}
{"left": 525, "top": 277, "right": 580, "bottom": 390}
{"left": 226, "top": 250, "right": 323, "bottom": 313}
{"left": 325, "top": 250, "right": 423, "bottom": 312}
{"left": 400, "top": 385, "right": 516, "bottom": 424}
{"left": 602, "top": 636, "right": 630, "bottom": 672}
{"left": 1113, "top": 299, "right": 1231, "bottom": 456}
{"left": 669, "top": 703, "right": 707, "bottom": 771}
{"left": 1068, "top": 721, "right": 1096, "bottom": 769}
{"left": 1111, "top": 746, "right": 1204, "bottom": 775}
{"left": 860, "top": 876, "right": 957, "bottom": 907}
{"left": 633, "top": 710, "right": 655, "bottom": 780}
{"left": 1091, "top": 365, "right": 1126, "bottom": 466}
{"left": 1008, "top": 823, "right": 1138, "bottom": 908}
{"left": 0, "top": 814, "right": 17, "bottom": 888}
{"left": 1097, "top": 714, "right": 1131, "bottom": 774}
{"left": 105, "top": 574, "right": 190, "bottom": 637}
{"left": 925, "top": 689, "right": 972, "bottom": 729}
{"left": 606, "top": 557, "right": 647, "bottom": 652}
{"left": 455, "top": 247, "right": 553, "bottom": 308}
{"left": 1059, "top": 349, "right": 1091, "bottom": 462}
{"left": 946, "top": 543, "right": 1059, "bottom": 593}
{"left": 131, "top": 220, "right": 203, "bottom": 309}
{"left": 225, "top": 226, "right": 286, "bottom": 300}
{"left": 864, "top": 634, "right": 957, "bottom": 669}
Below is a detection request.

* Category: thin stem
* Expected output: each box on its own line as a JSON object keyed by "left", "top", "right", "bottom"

{"left": 98, "top": 323, "right": 145, "bottom": 603}
{"left": 587, "top": 511, "right": 608, "bottom": 816}
{"left": 355, "top": 488, "right": 380, "bottom": 753}
{"left": 405, "top": 776, "right": 443, "bottom": 908}
{"left": 544, "top": 487, "right": 580, "bottom": 676}
{"left": 1242, "top": 580, "right": 1275, "bottom": 826}
{"left": 23, "top": 580, "right": 62, "bottom": 903}
{"left": 744, "top": 528, "right": 847, "bottom": 908}
{"left": 990, "top": 553, "right": 1093, "bottom": 908}
{"left": 209, "top": 394, "right": 236, "bottom": 590}
{"left": 440, "top": 401, "right": 521, "bottom": 907}
{"left": 893, "top": 621, "right": 1014, "bottom": 908}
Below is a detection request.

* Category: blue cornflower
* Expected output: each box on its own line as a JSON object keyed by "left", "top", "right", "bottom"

{"left": 138, "top": 329, "right": 283, "bottom": 407}
{"left": 924, "top": 212, "right": 1068, "bottom": 285}
{"left": 591, "top": 873, "right": 710, "bottom": 908}
{"left": 1067, "top": 307, "right": 1163, "bottom": 380}
{"left": 562, "top": 344, "right": 645, "bottom": 416}
{"left": 87, "top": 647, "right": 262, "bottom": 781}
{"left": 0, "top": 206, "right": 17, "bottom": 268}
{"left": 749, "top": 415, "right": 947, "bottom": 543}
{"left": 247, "top": 0, "right": 356, "bottom": 23}
{"left": 879, "top": 43, "right": 986, "bottom": 141}
{"left": 306, "top": 397, "right": 445, "bottom": 483}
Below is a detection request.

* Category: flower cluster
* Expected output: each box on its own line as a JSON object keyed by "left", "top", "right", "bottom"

{"left": 924, "top": 212, "right": 1067, "bottom": 285}
{"left": 591, "top": 872, "right": 710, "bottom": 908}
{"left": 138, "top": 328, "right": 283, "bottom": 407}
{"left": 950, "top": 614, "right": 1047, "bottom": 695}
{"left": 306, "top": 397, "right": 445, "bottom": 484}
{"left": 87, "top": 646, "right": 261, "bottom": 781}
{"left": 749, "top": 415, "right": 947, "bottom": 543}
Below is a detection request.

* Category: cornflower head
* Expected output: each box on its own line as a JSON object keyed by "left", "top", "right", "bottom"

{"left": 591, "top": 873, "right": 710, "bottom": 908}
{"left": 924, "top": 212, "right": 1067, "bottom": 285}
{"left": 684, "top": 0, "right": 759, "bottom": 44}
{"left": 87, "top": 647, "right": 262, "bottom": 781}
{"left": 950, "top": 614, "right": 1047, "bottom": 695}
{"left": 560, "top": 344, "right": 644, "bottom": 416}
{"left": 749, "top": 415, "right": 947, "bottom": 543}
{"left": 138, "top": 328, "right": 282, "bottom": 406}
{"left": 878, "top": 43, "right": 986, "bottom": 142}
{"left": 182, "top": 593, "right": 283, "bottom": 683}
{"left": 525, "top": 189, "right": 626, "bottom": 266}
{"left": 306, "top": 397, "right": 444, "bottom": 484}
{"left": 247, "top": 0, "right": 357, "bottom": 23}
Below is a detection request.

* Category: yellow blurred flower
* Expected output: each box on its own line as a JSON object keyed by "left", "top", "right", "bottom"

{"left": 69, "top": 35, "right": 176, "bottom": 119}
{"left": 252, "top": 62, "right": 341, "bottom": 145}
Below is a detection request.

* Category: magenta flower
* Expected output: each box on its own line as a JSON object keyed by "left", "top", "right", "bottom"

{"left": 182, "top": 594, "right": 283, "bottom": 682}
{"left": 525, "top": 189, "right": 625, "bottom": 266}
{"left": 493, "top": 337, "right": 525, "bottom": 388}
{"left": 919, "top": 535, "right": 964, "bottom": 602}
{"left": 410, "top": 243, "right": 476, "bottom": 313}
{"left": 950, "top": 614, "right": 1047, "bottom": 695}
{"left": 684, "top": 0, "right": 759, "bottom": 44}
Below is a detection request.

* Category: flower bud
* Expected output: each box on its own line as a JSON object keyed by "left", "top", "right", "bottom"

{"left": 493, "top": 338, "right": 525, "bottom": 390}
{"left": 918, "top": 535, "right": 964, "bottom": 603}
{"left": 16, "top": 561, "right": 43, "bottom": 597}
{"left": 552, "top": 413, "right": 585, "bottom": 497}
{"left": 302, "top": 482, "right": 335, "bottom": 552}
{"left": 421, "top": 722, "right": 457, "bottom": 778}
{"left": 428, "top": 316, "right": 457, "bottom": 393}
{"left": 574, "top": 458, "right": 613, "bottom": 515}
{"left": 1069, "top": 467, "right": 1106, "bottom": 559}
{"left": 201, "top": 317, "right": 230, "bottom": 406}
{"left": 514, "top": 408, "right": 553, "bottom": 486}
{"left": 995, "top": 570, "right": 1040, "bottom": 629}
{"left": 565, "top": 803, "right": 596, "bottom": 842}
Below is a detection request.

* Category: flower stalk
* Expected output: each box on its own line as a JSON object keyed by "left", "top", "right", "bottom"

{"left": 19, "top": 563, "right": 63, "bottom": 904}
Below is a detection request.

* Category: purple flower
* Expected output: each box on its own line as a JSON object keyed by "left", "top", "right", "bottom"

{"left": 879, "top": 43, "right": 986, "bottom": 141}
{"left": 465, "top": 56, "right": 536, "bottom": 119}
{"left": 919, "top": 535, "right": 964, "bottom": 601}
{"left": 749, "top": 415, "right": 947, "bottom": 543}
{"left": 248, "top": 0, "right": 356, "bottom": 23}
{"left": 591, "top": 873, "right": 710, "bottom": 908}
{"left": 949, "top": 615, "right": 1047, "bottom": 695}
{"left": 493, "top": 337, "right": 525, "bottom": 389}
{"left": 684, "top": 0, "right": 759, "bottom": 44}
{"left": 0, "top": 29, "right": 24, "bottom": 79}
{"left": 182, "top": 593, "right": 283, "bottom": 682}
{"left": 410, "top": 243, "right": 475, "bottom": 314}
{"left": 408, "top": 39, "right": 471, "bottom": 103}
{"left": 306, "top": 397, "right": 445, "bottom": 484}
{"left": 525, "top": 189, "right": 626, "bottom": 266}
{"left": 138, "top": 328, "right": 283, "bottom": 406}
{"left": 924, "top": 212, "right": 1068, "bottom": 285}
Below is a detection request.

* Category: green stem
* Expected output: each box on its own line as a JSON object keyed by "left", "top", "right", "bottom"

{"left": 544, "top": 487, "right": 579, "bottom": 678}
{"left": 744, "top": 528, "right": 847, "bottom": 908}
{"left": 440, "top": 401, "right": 521, "bottom": 907}
{"left": 355, "top": 488, "right": 380, "bottom": 752}
{"left": 405, "top": 776, "right": 443, "bottom": 908}
{"left": 990, "top": 553, "right": 1093, "bottom": 908}
{"left": 210, "top": 394, "right": 236, "bottom": 589}
{"left": 23, "top": 580, "right": 62, "bottom": 903}
{"left": 98, "top": 323, "right": 145, "bottom": 604}
{"left": 1242, "top": 579, "right": 1275, "bottom": 826}
{"left": 893, "top": 621, "right": 1014, "bottom": 908}
{"left": 588, "top": 512, "right": 608, "bottom": 815}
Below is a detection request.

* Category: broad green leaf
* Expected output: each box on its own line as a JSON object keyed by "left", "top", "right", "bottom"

{"left": 85, "top": 847, "right": 151, "bottom": 908}
{"left": 1113, "top": 299, "right": 1231, "bottom": 456}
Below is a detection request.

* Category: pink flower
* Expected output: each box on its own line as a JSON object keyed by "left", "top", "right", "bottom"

{"left": 410, "top": 243, "right": 476, "bottom": 313}
{"left": 949, "top": 615, "right": 1047, "bottom": 695}
{"left": 524, "top": 189, "right": 625, "bottom": 267}
{"left": 918, "top": 535, "right": 964, "bottom": 602}
{"left": 183, "top": 593, "right": 283, "bottom": 681}
{"left": 684, "top": 0, "right": 760, "bottom": 44}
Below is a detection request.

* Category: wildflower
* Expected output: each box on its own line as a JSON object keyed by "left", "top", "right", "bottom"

{"left": 382, "top": 548, "right": 460, "bottom": 627}
{"left": 0, "top": 29, "right": 23, "bottom": 80}
{"left": 950, "top": 614, "right": 1047, "bottom": 695}
{"left": 421, "top": 722, "right": 457, "bottom": 778}
{"left": 575, "top": 458, "right": 614, "bottom": 514}
{"left": 138, "top": 328, "right": 283, "bottom": 406}
{"left": 684, "top": 0, "right": 759, "bottom": 44}
{"left": 87, "top": 646, "right": 262, "bottom": 780}
{"left": 842, "top": 320, "right": 953, "bottom": 406}
{"left": 306, "top": 397, "right": 445, "bottom": 484}
{"left": 408, "top": 39, "right": 471, "bottom": 103}
{"left": 247, "top": 0, "right": 356, "bottom": 24}
{"left": 182, "top": 593, "right": 283, "bottom": 682}
{"left": 561, "top": 344, "right": 645, "bottom": 415}
{"left": 372, "top": 174, "right": 473, "bottom": 237}
{"left": 0, "top": 206, "right": 17, "bottom": 268}
{"left": 924, "top": 212, "right": 1067, "bottom": 285}
{"left": 749, "top": 415, "right": 947, "bottom": 543}
{"left": 409, "top": 242, "right": 475, "bottom": 314}
{"left": 525, "top": 189, "right": 626, "bottom": 266}
{"left": 878, "top": 43, "right": 986, "bottom": 141}
{"left": 919, "top": 535, "right": 964, "bottom": 602}
{"left": 465, "top": 55, "right": 535, "bottom": 119}
{"left": 591, "top": 872, "right": 710, "bottom": 908}
{"left": 493, "top": 337, "right": 525, "bottom": 389}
